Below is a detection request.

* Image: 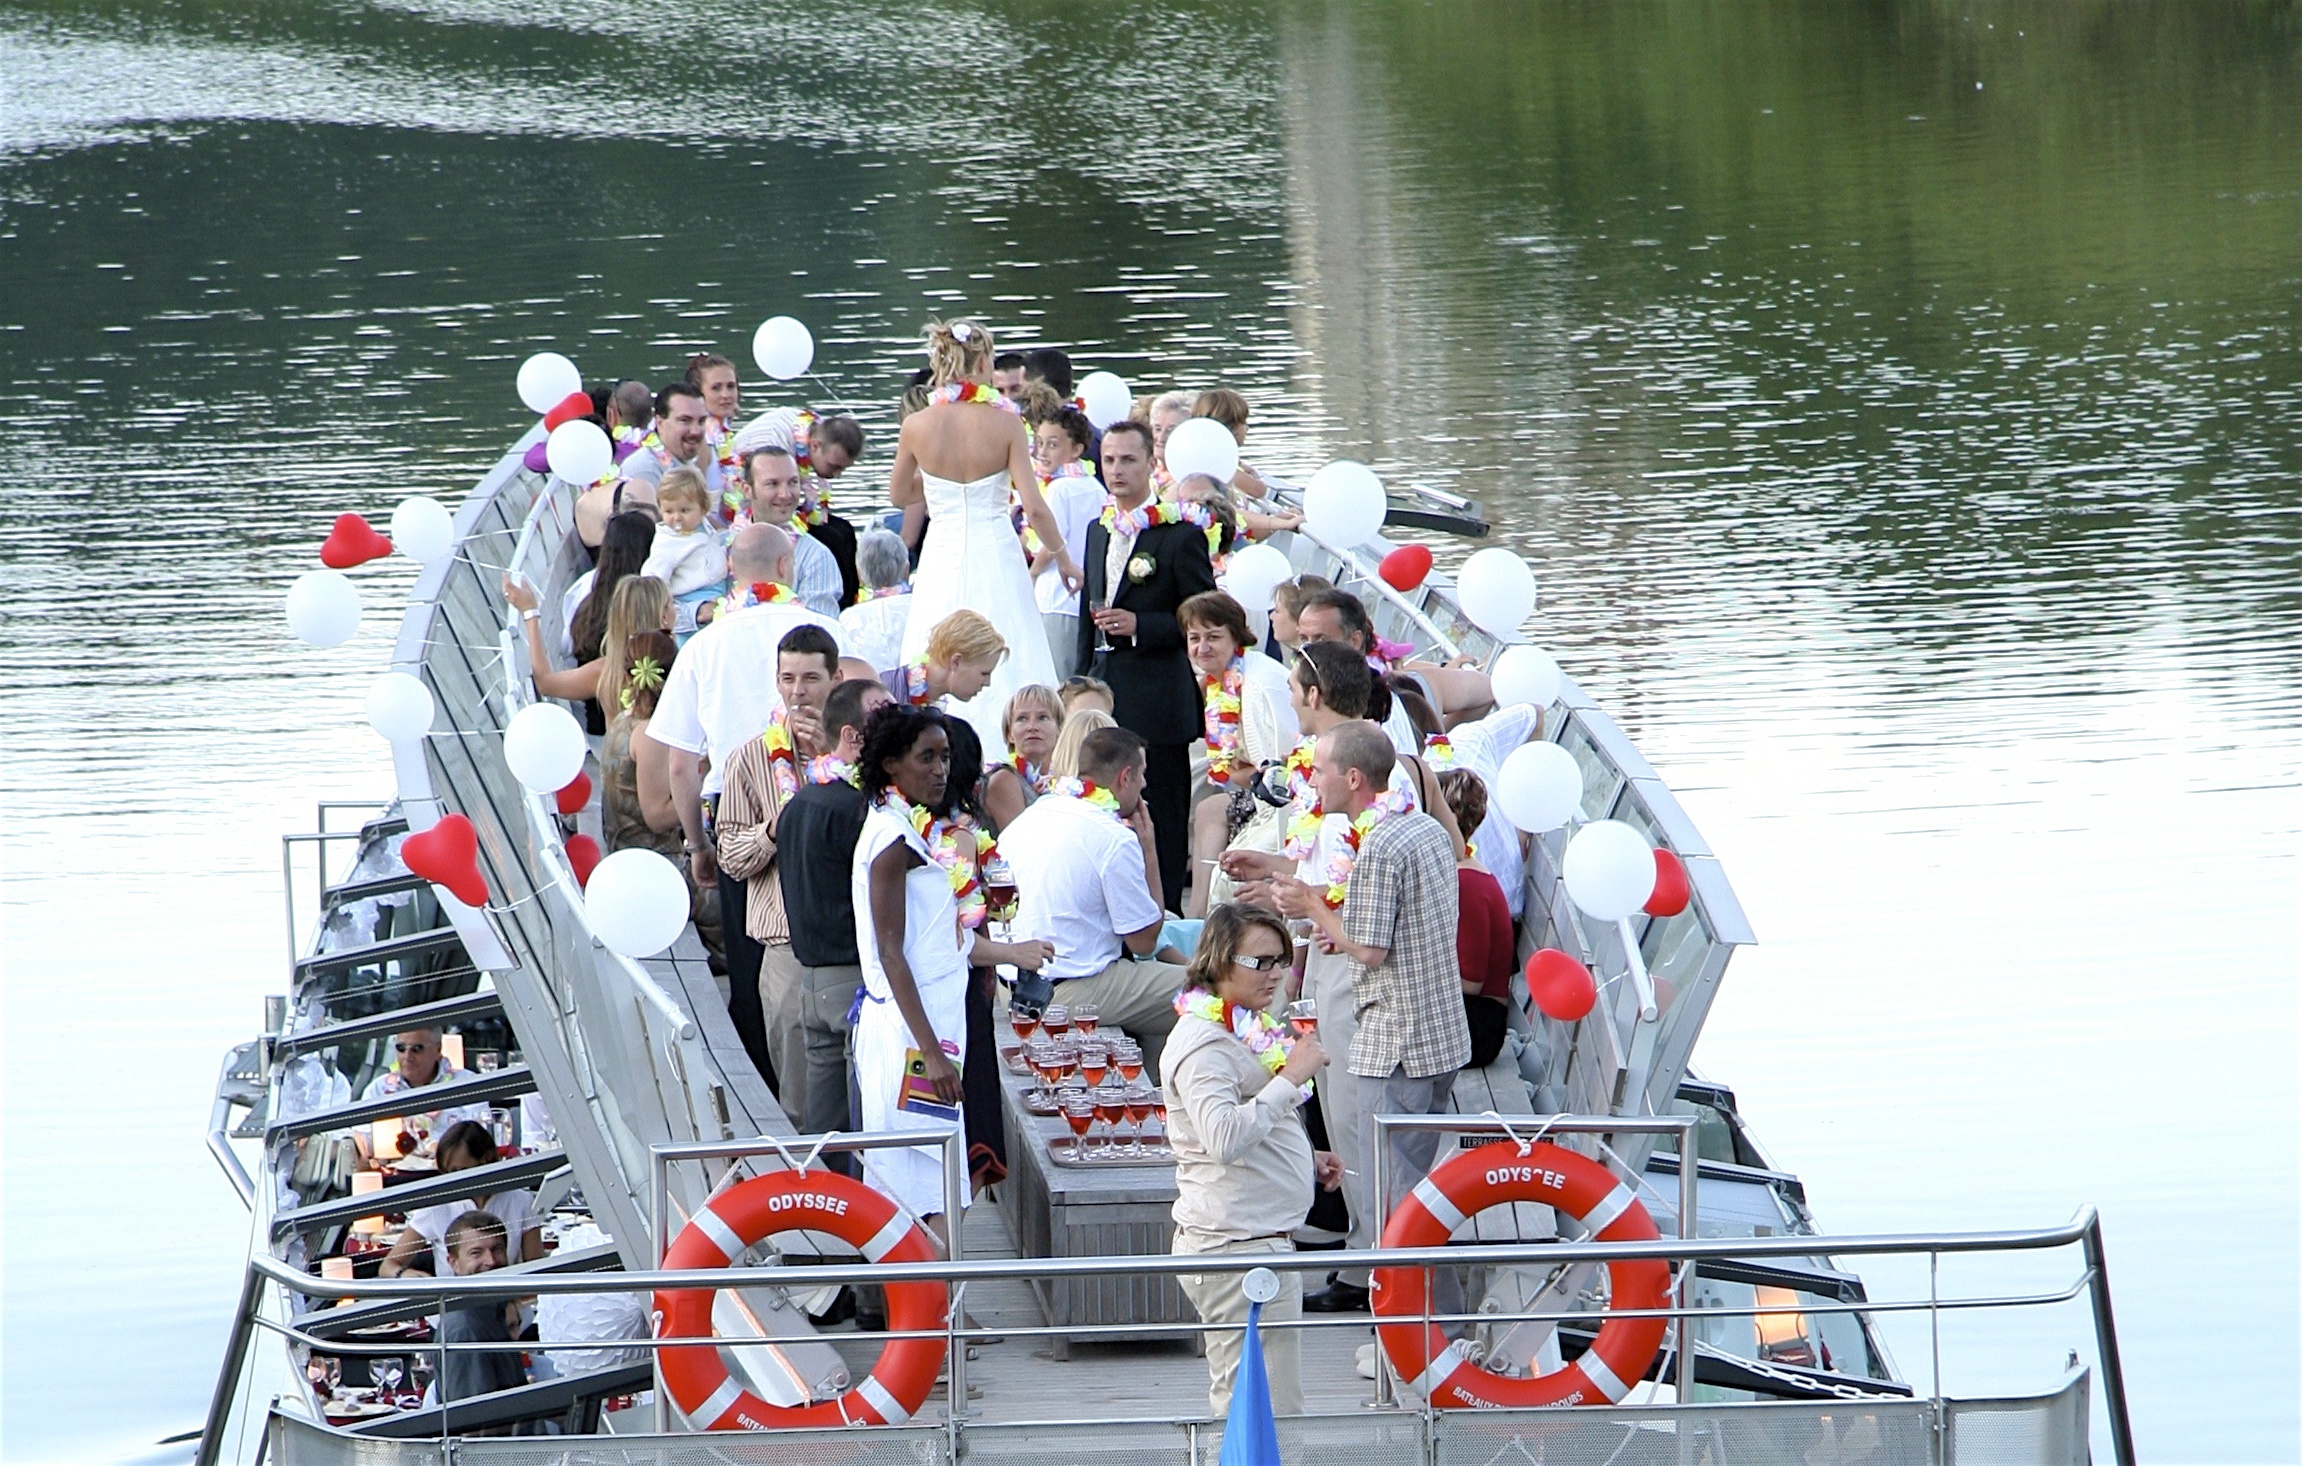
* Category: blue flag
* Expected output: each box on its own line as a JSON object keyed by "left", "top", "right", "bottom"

{"left": 1219, "top": 1300, "right": 1283, "bottom": 1466}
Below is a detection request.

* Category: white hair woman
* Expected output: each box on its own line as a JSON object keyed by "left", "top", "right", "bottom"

{"left": 838, "top": 527, "right": 915, "bottom": 671}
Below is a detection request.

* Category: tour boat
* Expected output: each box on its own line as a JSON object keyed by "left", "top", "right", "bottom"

{"left": 198, "top": 427, "right": 2132, "bottom": 1466}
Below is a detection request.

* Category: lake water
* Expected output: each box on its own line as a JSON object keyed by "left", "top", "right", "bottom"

{"left": 2, "top": 1, "right": 2296, "bottom": 1460}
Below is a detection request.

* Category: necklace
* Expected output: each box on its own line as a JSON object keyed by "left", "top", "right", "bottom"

{"left": 1200, "top": 656, "right": 1246, "bottom": 784}
{"left": 1101, "top": 494, "right": 1182, "bottom": 540}
{"left": 928, "top": 381, "right": 1018, "bottom": 413}
{"left": 1278, "top": 738, "right": 1321, "bottom": 858}
{"left": 1306, "top": 788, "right": 1414, "bottom": 909}
{"left": 1050, "top": 775, "right": 1121, "bottom": 820}
{"left": 1178, "top": 498, "right": 1227, "bottom": 561}
{"left": 855, "top": 582, "right": 910, "bottom": 606}
{"left": 1173, "top": 987, "right": 1301, "bottom": 1085}
{"left": 879, "top": 790, "right": 1001, "bottom": 930}
{"left": 806, "top": 753, "right": 858, "bottom": 787}
{"left": 1420, "top": 733, "right": 1458, "bottom": 771}
{"left": 717, "top": 580, "right": 796, "bottom": 619}
{"left": 762, "top": 709, "right": 800, "bottom": 800}
{"left": 1005, "top": 753, "right": 1050, "bottom": 796}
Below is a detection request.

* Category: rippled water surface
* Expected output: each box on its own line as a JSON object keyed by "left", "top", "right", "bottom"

{"left": 2, "top": 2, "right": 2297, "bottom": 1460}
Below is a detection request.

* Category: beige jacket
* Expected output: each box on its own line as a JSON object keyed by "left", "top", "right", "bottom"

{"left": 1161, "top": 1013, "right": 1316, "bottom": 1241}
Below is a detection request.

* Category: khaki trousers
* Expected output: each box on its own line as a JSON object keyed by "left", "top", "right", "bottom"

{"left": 1174, "top": 1232, "right": 1304, "bottom": 1419}
{"left": 1307, "top": 948, "right": 1373, "bottom": 1282}
{"left": 1052, "top": 955, "right": 1186, "bottom": 1075}
{"left": 758, "top": 941, "right": 807, "bottom": 1113}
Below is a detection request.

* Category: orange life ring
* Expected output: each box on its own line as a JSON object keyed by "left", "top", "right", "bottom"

{"left": 654, "top": 1170, "right": 947, "bottom": 1429}
{"left": 1373, "top": 1140, "right": 1670, "bottom": 1408}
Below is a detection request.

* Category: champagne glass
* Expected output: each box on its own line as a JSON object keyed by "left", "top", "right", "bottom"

{"left": 1091, "top": 590, "right": 1114, "bottom": 655}
{"left": 1025, "top": 1039, "right": 1057, "bottom": 1103}
{"left": 1285, "top": 998, "right": 1319, "bottom": 1037}
{"left": 1113, "top": 1040, "right": 1144, "bottom": 1085}
{"left": 373, "top": 1356, "right": 405, "bottom": 1406}
{"left": 1078, "top": 1039, "right": 1109, "bottom": 1089}
{"left": 1060, "top": 1094, "right": 1095, "bottom": 1160}
{"left": 1122, "top": 1086, "right": 1155, "bottom": 1157}
{"left": 1091, "top": 1086, "right": 1126, "bottom": 1158}
{"left": 1041, "top": 1003, "right": 1071, "bottom": 1039}
{"left": 982, "top": 854, "right": 1019, "bottom": 937}
{"left": 1009, "top": 1003, "right": 1041, "bottom": 1046}
{"left": 1072, "top": 1003, "right": 1100, "bottom": 1036}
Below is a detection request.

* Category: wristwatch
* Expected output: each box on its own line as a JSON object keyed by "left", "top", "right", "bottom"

{"left": 521, "top": 608, "right": 541, "bottom": 623}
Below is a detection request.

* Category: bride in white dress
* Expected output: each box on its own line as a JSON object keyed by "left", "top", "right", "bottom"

{"left": 891, "top": 319, "right": 1083, "bottom": 762}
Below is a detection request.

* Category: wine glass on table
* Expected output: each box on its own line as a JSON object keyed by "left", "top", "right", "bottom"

{"left": 1040, "top": 1003, "right": 1071, "bottom": 1040}
{"left": 1078, "top": 1039, "right": 1109, "bottom": 1089}
{"left": 1148, "top": 1087, "right": 1170, "bottom": 1156}
{"left": 1284, "top": 999, "right": 1318, "bottom": 1038}
{"left": 1025, "top": 1039, "right": 1057, "bottom": 1104}
{"left": 1072, "top": 1002, "right": 1100, "bottom": 1036}
{"left": 373, "top": 1356, "right": 405, "bottom": 1407}
{"left": 1121, "top": 1085, "right": 1155, "bottom": 1157}
{"left": 1059, "top": 1093, "right": 1095, "bottom": 1160}
{"left": 1009, "top": 1003, "right": 1041, "bottom": 1047}
{"left": 1112, "top": 1039, "right": 1143, "bottom": 1086}
{"left": 1091, "top": 1086, "right": 1127, "bottom": 1159}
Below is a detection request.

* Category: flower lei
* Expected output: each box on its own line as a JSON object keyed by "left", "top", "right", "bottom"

{"left": 806, "top": 753, "right": 859, "bottom": 787}
{"left": 1173, "top": 987, "right": 1300, "bottom": 1083}
{"left": 1278, "top": 739, "right": 1321, "bottom": 857}
{"left": 881, "top": 789, "right": 997, "bottom": 929}
{"left": 1101, "top": 494, "right": 1183, "bottom": 540}
{"left": 1019, "top": 463, "right": 1097, "bottom": 552}
{"left": 1051, "top": 775, "right": 1121, "bottom": 820}
{"left": 1421, "top": 733, "right": 1458, "bottom": 771}
{"left": 1200, "top": 656, "right": 1246, "bottom": 783}
{"left": 854, "top": 582, "right": 909, "bottom": 607}
{"left": 899, "top": 659, "right": 933, "bottom": 706}
{"left": 716, "top": 580, "right": 797, "bottom": 619}
{"left": 762, "top": 710, "right": 799, "bottom": 799}
{"left": 1307, "top": 787, "right": 1414, "bottom": 908}
{"left": 1005, "top": 754, "right": 1050, "bottom": 796}
{"left": 1178, "top": 498, "right": 1227, "bottom": 562}
{"left": 619, "top": 654, "right": 665, "bottom": 712}
{"left": 928, "top": 382, "right": 1019, "bottom": 414}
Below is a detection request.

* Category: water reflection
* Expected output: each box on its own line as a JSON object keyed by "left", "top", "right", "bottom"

{"left": 2, "top": 0, "right": 2297, "bottom": 1460}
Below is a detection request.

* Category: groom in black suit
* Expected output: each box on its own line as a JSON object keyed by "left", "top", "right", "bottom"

{"left": 1077, "top": 419, "right": 1217, "bottom": 910}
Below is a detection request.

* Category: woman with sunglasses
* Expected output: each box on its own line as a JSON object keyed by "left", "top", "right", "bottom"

{"left": 1161, "top": 903, "right": 1342, "bottom": 1419}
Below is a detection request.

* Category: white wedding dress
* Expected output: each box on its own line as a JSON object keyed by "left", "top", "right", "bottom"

{"left": 902, "top": 468, "right": 1059, "bottom": 763}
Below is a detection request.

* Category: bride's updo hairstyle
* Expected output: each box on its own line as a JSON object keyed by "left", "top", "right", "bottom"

{"left": 925, "top": 317, "right": 995, "bottom": 388}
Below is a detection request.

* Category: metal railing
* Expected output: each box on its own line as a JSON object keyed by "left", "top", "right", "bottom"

{"left": 208, "top": 1200, "right": 2134, "bottom": 1466}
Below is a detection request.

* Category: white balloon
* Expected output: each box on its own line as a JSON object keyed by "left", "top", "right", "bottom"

{"left": 389, "top": 496, "right": 455, "bottom": 566}
{"left": 752, "top": 316, "right": 814, "bottom": 380}
{"left": 503, "top": 702, "right": 586, "bottom": 794}
{"left": 1164, "top": 418, "right": 1240, "bottom": 487}
{"left": 516, "top": 352, "right": 582, "bottom": 414}
{"left": 285, "top": 569, "right": 362, "bottom": 648}
{"left": 1457, "top": 548, "right": 1538, "bottom": 635}
{"left": 1303, "top": 461, "right": 1388, "bottom": 547}
{"left": 1077, "top": 371, "right": 1132, "bottom": 430}
{"left": 545, "top": 420, "right": 613, "bottom": 485}
{"left": 1222, "top": 543, "right": 1293, "bottom": 614}
{"left": 584, "top": 848, "right": 693, "bottom": 958}
{"left": 365, "top": 672, "right": 435, "bottom": 743}
{"left": 1491, "top": 645, "right": 1562, "bottom": 710}
{"left": 1493, "top": 742, "right": 1584, "bottom": 834}
{"left": 1562, "top": 819, "right": 1655, "bottom": 923}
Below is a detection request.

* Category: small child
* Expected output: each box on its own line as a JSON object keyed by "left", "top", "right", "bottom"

{"left": 640, "top": 469, "right": 728, "bottom": 642}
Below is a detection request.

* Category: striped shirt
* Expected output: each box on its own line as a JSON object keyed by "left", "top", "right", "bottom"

{"left": 713, "top": 732, "right": 793, "bottom": 944}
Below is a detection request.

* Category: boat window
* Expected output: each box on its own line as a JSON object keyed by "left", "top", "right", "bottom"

{"left": 1688, "top": 1275, "right": 1886, "bottom": 1384}
{"left": 1659, "top": 1097, "right": 1741, "bottom": 1166}
{"left": 1554, "top": 718, "right": 1622, "bottom": 823}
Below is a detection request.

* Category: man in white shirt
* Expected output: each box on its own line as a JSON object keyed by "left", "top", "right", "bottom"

{"left": 355, "top": 1028, "right": 490, "bottom": 1160}
{"left": 740, "top": 447, "right": 844, "bottom": 617}
{"left": 647, "top": 523, "right": 842, "bottom": 1080}
{"left": 999, "top": 725, "right": 1184, "bottom": 1070}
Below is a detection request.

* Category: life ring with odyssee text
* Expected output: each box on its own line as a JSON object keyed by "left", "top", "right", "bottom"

{"left": 654, "top": 1170, "right": 947, "bottom": 1428}
{"left": 1373, "top": 1140, "right": 1670, "bottom": 1408}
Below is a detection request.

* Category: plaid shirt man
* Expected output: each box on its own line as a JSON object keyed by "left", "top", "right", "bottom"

{"left": 1339, "top": 809, "right": 1471, "bottom": 1079}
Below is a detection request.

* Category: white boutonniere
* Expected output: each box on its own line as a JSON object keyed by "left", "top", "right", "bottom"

{"left": 1127, "top": 554, "right": 1156, "bottom": 583}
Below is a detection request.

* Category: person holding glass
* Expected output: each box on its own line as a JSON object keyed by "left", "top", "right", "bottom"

{"left": 1161, "top": 903, "right": 1343, "bottom": 1418}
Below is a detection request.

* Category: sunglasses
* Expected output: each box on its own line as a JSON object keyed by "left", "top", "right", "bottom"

{"left": 1231, "top": 953, "right": 1288, "bottom": 973}
{"left": 394, "top": 1042, "right": 434, "bottom": 1053}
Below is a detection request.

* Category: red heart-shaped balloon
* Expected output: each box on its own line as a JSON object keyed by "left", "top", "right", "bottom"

{"left": 402, "top": 814, "right": 489, "bottom": 908}
{"left": 319, "top": 512, "right": 395, "bottom": 569}
{"left": 564, "top": 833, "right": 602, "bottom": 889}
{"left": 1525, "top": 948, "right": 1596, "bottom": 1023}
{"left": 1645, "top": 848, "right": 1691, "bottom": 918}
{"left": 555, "top": 770, "right": 593, "bottom": 816}
{"left": 1379, "top": 543, "right": 1433, "bottom": 592}
{"left": 543, "top": 390, "right": 594, "bottom": 431}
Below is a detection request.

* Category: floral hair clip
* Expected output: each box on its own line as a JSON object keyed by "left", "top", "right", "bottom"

{"left": 620, "top": 654, "right": 666, "bottom": 710}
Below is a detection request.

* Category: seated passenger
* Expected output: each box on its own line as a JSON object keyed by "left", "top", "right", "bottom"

{"left": 1190, "top": 389, "right": 1299, "bottom": 539}
{"left": 1297, "top": 587, "right": 1494, "bottom": 744}
{"left": 1438, "top": 770, "right": 1515, "bottom": 1070}
{"left": 838, "top": 528, "right": 914, "bottom": 672}
{"left": 639, "top": 469, "right": 729, "bottom": 640}
{"left": 380, "top": 1121, "right": 544, "bottom": 1278}
{"left": 433, "top": 1210, "right": 529, "bottom": 1407}
{"left": 1266, "top": 575, "right": 1333, "bottom": 667}
{"left": 1163, "top": 903, "right": 1338, "bottom": 1418}
{"left": 998, "top": 726, "right": 1184, "bottom": 1071}
{"left": 1057, "top": 674, "right": 1114, "bottom": 720}
{"left": 1048, "top": 707, "right": 1114, "bottom": 779}
{"left": 358, "top": 1029, "right": 489, "bottom": 1161}
{"left": 1179, "top": 591, "right": 1298, "bottom": 917}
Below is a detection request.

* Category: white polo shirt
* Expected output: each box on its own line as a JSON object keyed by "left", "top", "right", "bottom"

{"left": 647, "top": 600, "right": 843, "bottom": 795}
{"left": 1033, "top": 474, "right": 1107, "bottom": 617}
{"left": 999, "top": 793, "right": 1165, "bottom": 981}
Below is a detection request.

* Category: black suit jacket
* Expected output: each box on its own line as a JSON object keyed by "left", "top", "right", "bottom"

{"left": 1077, "top": 517, "right": 1218, "bottom": 746}
{"left": 808, "top": 511, "right": 861, "bottom": 609}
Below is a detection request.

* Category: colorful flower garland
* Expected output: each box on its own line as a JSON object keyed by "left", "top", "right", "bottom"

{"left": 1421, "top": 733, "right": 1458, "bottom": 771}
{"left": 716, "top": 580, "right": 798, "bottom": 620}
{"left": 1200, "top": 655, "right": 1246, "bottom": 784}
{"left": 899, "top": 659, "right": 933, "bottom": 706}
{"left": 1051, "top": 775, "right": 1121, "bottom": 820}
{"left": 1173, "top": 987, "right": 1302, "bottom": 1086}
{"left": 880, "top": 789, "right": 1003, "bottom": 930}
{"left": 1101, "top": 494, "right": 1183, "bottom": 540}
{"left": 1005, "top": 754, "right": 1050, "bottom": 796}
{"left": 854, "top": 582, "right": 910, "bottom": 607}
{"left": 928, "top": 381, "right": 1020, "bottom": 414}
{"left": 807, "top": 753, "right": 859, "bottom": 787}
{"left": 1308, "top": 788, "right": 1414, "bottom": 908}
{"left": 762, "top": 709, "right": 799, "bottom": 799}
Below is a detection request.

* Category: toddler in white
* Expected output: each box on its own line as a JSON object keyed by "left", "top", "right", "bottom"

{"left": 641, "top": 470, "right": 728, "bottom": 640}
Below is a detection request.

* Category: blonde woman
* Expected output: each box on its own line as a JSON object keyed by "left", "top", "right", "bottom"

{"left": 505, "top": 572, "right": 672, "bottom": 714}
{"left": 980, "top": 684, "right": 1063, "bottom": 834}
{"left": 890, "top": 318, "right": 1079, "bottom": 758}
{"left": 1047, "top": 708, "right": 1116, "bottom": 780}
{"left": 884, "top": 608, "right": 1009, "bottom": 765}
